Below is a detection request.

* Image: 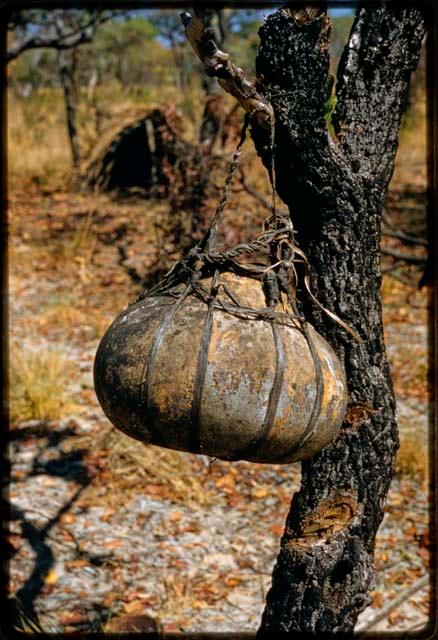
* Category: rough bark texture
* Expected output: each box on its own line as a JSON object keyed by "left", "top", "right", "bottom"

{"left": 253, "top": 5, "right": 426, "bottom": 635}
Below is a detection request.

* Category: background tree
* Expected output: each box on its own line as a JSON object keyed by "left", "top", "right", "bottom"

{"left": 82, "top": 16, "right": 161, "bottom": 89}
{"left": 7, "top": 9, "right": 115, "bottom": 166}
{"left": 182, "top": 4, "right": 427, "bottom": 634}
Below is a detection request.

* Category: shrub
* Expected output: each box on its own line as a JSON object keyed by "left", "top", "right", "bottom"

{"left": 9, "top": 346, "right": 75, "bottom": 424}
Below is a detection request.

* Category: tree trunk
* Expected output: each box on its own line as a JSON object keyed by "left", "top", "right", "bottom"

{"left": 57, "top": 49, "right": 80, "bottom": 167}
{"left": 181, "top": 3, "right": 427, "bottom": 632}
{"left": 251, "top": 6, "right": 426, "bottom": 635}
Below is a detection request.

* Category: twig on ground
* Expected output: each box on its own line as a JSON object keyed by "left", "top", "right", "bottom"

{"left": 355, "top": 574, "right": 429, "bottom": 633}
{"left": 381, "top": 248, "right": 426, "bottom": 265}
{"left": 382, "top": 230, "right": 428, "bottom": 248}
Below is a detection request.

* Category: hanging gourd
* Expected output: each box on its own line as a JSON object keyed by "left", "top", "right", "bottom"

{"left": 94, "top": 117, "right": 355, "bottom": 464}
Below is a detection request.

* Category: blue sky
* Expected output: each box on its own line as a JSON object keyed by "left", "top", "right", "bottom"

{"left": 329, "top": 7, "right": 355, "bottom": 17}
{"left": 223, "top": 6, "right": 355, "bottom": 23}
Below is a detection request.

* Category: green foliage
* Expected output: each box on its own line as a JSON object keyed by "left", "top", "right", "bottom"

{"left": 78, "top": 16, "right": 171, "bottom": 87}
{"left": 227, "top": 20, "right": 261, "bottom": 77}
{"left": 14, "top": 8, "right": 413, "bottom": 175}
{"left": 9, "top": 48, "right": 58, "bottom": 90}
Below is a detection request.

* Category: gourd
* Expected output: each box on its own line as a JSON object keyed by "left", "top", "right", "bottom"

{"left": 94, "top": 270, "right": 347, "bottom": 464}
{"left": 94, "top": 116, "right": 353, "bottom": 464}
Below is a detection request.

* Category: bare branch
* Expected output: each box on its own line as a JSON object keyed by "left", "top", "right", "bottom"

{"left": 180, "top": 8, "right": 273, "bottom": 131}
{"left": 236, "top": 169, "right": 288, "bottom": 217}
{"left": 355, "top": 575, "right": 429, "bottom": 634}
{"left": 237, "top": 170, "right": 272, "bottom": 211}
{"left": 8, "top": 30, "right": 91, "bottom": 62}
{"left": 381, "top": 248, "right": 426, "bottom": 264}
{"left": 382, "top": 229, "right": 428, "bottom": 247}
{"left": 7, "top": 11, "right": 113, "bottom": 63}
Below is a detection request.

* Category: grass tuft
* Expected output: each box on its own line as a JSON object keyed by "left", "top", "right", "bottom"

{"left": 395, "top": 432, "right": 428, "bottom": 481}
{"left": 94, "top": 427, "right": 212, "bottom": 506}
{"left": 9, "top": 345, "right": 76, "bottom": 425}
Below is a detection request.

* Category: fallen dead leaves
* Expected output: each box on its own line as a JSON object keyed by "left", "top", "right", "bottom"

{"left": 65, "top": 559, "right": 88, "bottom": 570}
{"left": 9, "top": 411, "right": 430, "bottom": 632}
{"left": 169, "top": 510, "right": 183, "bottom": 523}
{"left": 102, "top": 539, "right": 125, "bottom": 549}
{"left": 105, "top": 613, "right": 162, "bottom": 633}
{"left": 215, "top": 472, "right": 236, "bottom": 494}
{"left": 8, "top": 165, "right": 430, "bottom": 634}
{"left": 44, "top": 569, "right": 59, "bottom": 586}
{"left": 371, "top": 591, "right": 384, "bottom": 609}
{"left": 268, "top": 524, "right": 284, "bottom": 537}
{"left": 59, "top": 609, "right": 87, "bottom": 627}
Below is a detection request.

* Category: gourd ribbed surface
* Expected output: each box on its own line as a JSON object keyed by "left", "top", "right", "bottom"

{"left": 94, "top": 272, "right": 347, "bottom": 463}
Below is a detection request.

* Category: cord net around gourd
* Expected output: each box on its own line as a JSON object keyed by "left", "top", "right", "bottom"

{"left": 137, "top": 114, "right": 356, "bottom": 340}
{"left": 94, "top": 114, "right": 356, "bottom": 464}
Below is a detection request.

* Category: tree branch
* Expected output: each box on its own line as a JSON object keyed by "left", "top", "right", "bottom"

{"left": 180, "top": 8, "right": 273, "bottom": 132}
{"left": 252, "top": 6, "right": 425, "bottom": 635}
{"left": 7, "top": 29, "right": 92, "bottom": 62}
{"left": 7, "top": 11, "right": 113, "bottom": 63}
{"left": 332, "top": 6, "right": 426, "bottom": 187}
{"left": 181, "top": 5, "right": 427, "bottom": 633}
{"left": 381, "top": 247, "right": 426, "bottom": 264}
{"left": 236, "top": 168, "right": 288, "bottom": 216}
{"left": 237, "top": 170, "right": 272, "bottom": 211}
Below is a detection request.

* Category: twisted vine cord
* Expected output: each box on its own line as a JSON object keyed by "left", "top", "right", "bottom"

{"left": 136, "top": 113, "right": 358, "bottom": 342}
{"left": 134, "top": 112, "right": 357, "bottom": 460}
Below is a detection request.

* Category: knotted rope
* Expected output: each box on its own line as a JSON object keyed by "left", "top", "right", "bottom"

{"left": 134, "top": 111, "right": 358, "bottom": 460}
{"left": 137, "top": 113, "right": 359, "bottom": 342}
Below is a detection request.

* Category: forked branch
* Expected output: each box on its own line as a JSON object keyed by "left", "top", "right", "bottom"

{"left": 180, "top": 8, "right": 274, "bottom": 131}
{"left": 7, "top": 10, "right": 114, "bottom": 63}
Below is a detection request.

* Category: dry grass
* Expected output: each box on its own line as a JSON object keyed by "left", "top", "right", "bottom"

{"left": 159, "top": 575, "right": 197, "bottom": 624}
{"left": 46, "top": 210, "right": 99, "bottom": 283}
{"left": 395, "top": 431, "right": 428, "bottom": 481}
{"left": 8, "top": 89, "right": 72, "bottom": 187}
{"left": 39, "top": 300, "right": 109, "bottom": 340}
{"left": 12, "top": 606, "right": 61, "bottom": 634}
{"left": 7, "top": 82, "right": 205, "bottom": 190}
{"left": 63, "top": 209, "right": 97, "bottom": 261}
{"left": 40, "top": 299, "right": 86, "bottom": 329}
{"left": 93, "top": 428, "right": 212, "bottom": 506}
{"left": 9, "top": 345, "right": 76, "bottom": 425}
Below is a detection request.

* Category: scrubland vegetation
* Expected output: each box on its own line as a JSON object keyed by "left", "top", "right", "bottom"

{"left": 7, "top": 9, "right": 430, "bottom": 634}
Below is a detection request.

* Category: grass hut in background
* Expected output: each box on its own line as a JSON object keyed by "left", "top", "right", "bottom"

{"left": 82, "top": 105, "right": 189, "bottom": 196}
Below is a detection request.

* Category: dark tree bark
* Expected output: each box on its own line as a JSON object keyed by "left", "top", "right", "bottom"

{"left": 254, "top": 6, "right": 426, "bottom": 634}
{"left": 57, "top": 49, "right": 80, "bottom": 167}
{"left": 183, "top": 4, "right": 427, "bottom": 634}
